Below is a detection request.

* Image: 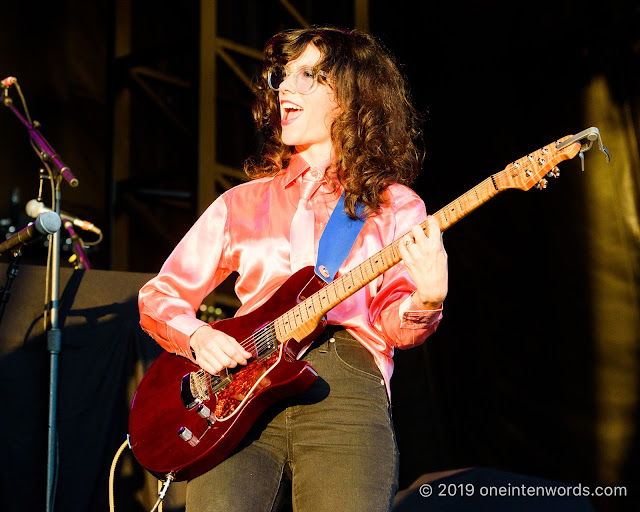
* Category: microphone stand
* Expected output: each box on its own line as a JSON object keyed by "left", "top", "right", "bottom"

{"left": 63, "top": 220, "right": 91, "bottom": 270}
{"left": 45, "top": 184, "right": 63, "bottom": 512}
{"left": 3, "top": 86, "right": 78, "bottom": 512}
{"left": 0, "top": 250, "right": 22, "bottom": 325}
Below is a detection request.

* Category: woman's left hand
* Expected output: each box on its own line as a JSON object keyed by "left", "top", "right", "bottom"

{"left": 398, "top": 216, "right": 448, "bottom": 309}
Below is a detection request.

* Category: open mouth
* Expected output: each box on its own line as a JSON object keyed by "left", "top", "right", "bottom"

{"left": 281, "top": 101, "right": 303, "bottom": 123}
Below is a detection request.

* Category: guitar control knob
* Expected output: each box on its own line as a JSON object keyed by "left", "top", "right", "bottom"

{"left": 197, "top": 405, "right": 211, "bottom": 418}
{"left": 178, "top": 427, "right": 199, "bottom": 446}
{"left": 178, "top": 427, "right": 193, "bottom": 441}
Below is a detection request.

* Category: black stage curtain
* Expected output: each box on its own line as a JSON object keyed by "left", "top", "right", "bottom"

{"left": 0, "top": 263, "right": 160, "bottom": 512}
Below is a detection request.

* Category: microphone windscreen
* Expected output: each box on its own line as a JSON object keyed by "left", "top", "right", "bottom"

{"left": 25, "top": 199, "right": 44, "bottom": 218}
{"left": 35, "top": 211, "right": 61, "bottom": 235}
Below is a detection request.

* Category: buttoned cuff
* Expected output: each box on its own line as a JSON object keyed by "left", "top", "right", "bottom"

{"left": 166, "top": 313, "right": 208, "bottom": 360}
{"left": 398, "top": 294, "right": 443, "bottom": 329}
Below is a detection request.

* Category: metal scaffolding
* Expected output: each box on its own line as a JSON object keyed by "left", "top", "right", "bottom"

{"left": 108, "top": 0, "right": 369, "bottom": 314}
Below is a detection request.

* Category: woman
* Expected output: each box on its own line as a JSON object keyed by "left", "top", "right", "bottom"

{"left": 139, "top": 26, "right": 448, "bottom": 511}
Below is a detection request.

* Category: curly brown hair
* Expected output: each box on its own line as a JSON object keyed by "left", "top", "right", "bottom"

{"left": 245, "top": 26, "right": 424, "bottom": 218}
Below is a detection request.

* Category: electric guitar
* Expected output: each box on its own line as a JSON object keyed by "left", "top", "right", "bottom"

{"left": 128, "top": 128, "right": 608, "bottom": 481}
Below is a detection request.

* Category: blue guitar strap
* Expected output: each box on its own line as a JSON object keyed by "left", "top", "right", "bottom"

{"left": 315, "top": 192, "right": 366, "bottom": 284}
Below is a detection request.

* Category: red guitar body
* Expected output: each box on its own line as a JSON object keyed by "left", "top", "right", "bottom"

{"left": 128, "top": 267, "right": 326, "bottom": 481}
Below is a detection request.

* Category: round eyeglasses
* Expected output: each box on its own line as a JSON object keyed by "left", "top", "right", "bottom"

{"left": 267, "top": 65, "right": 327, "bottom": 94}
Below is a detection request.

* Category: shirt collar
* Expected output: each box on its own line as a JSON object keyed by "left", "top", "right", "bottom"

{"left": 282, "top": 152, "right": 332, "bottom": 187}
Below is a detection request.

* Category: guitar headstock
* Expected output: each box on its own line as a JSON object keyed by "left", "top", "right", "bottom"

{"left": 493, "top": 135, "right": 582, "bottom": 191}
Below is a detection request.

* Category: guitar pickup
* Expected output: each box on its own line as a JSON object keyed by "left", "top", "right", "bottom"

{"left": 209, "top": 372, "right": 232, "bottom": 394}
{"left": 257, "top": 341, "right": 276, "bottom": 361}
{"left": 253, "top": 324, "right": 277, "bottom": 360}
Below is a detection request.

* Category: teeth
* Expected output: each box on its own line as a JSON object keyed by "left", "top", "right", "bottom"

{"left": 281, "top": 101, "right": 301, "bottom": 110}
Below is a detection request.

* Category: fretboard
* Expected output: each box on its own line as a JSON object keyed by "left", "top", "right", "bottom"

{"left": 273, "top": 174, "right": 505, "bottom": 343}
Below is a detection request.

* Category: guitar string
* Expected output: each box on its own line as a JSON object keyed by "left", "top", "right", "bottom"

{"left": 191, "top": 174, "right": 508, "bottom": 391}
{"left": 190, "top": 280, "right": 337, "bottom": 389}
{"left": 193, "top": 230, "right": 461, "bottom": 389}
{"left": 190, "top": 265, "right": 377, "bottom": 389}
{"left": 190, "top": 152, "right": 557, "bottom": 390}
{"left": 191, "top": 321, "right": 280, "bottom": 388}
{"left": 190, "top": 233, "right": 410, "bottom": 389}
{"left": 191, "top": 192, "right": 473, "bottom": 388}
{"left": 190, "top": 150, "right": 549, "bottom": 388}
{"left": 192, "top": 153, "right": 548, "bottom": 382}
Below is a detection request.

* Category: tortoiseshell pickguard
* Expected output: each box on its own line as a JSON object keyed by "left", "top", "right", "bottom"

{"left": 214, "top": 352, "right": 279, "bottom": 418}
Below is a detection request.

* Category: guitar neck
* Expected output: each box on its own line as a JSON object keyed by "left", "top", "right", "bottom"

{"left": 274, "top": 174, "right": 504, "bottom": 342}
{"left": 431, "top": 175, "right": 502, "bottom": 232}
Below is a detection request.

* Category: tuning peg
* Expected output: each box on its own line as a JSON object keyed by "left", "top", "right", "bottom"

{"left": 547, "top": 167, "right": 560, "bottom": 178}
{"left": 535, "top": 179, "right": 548, "bottom": 190}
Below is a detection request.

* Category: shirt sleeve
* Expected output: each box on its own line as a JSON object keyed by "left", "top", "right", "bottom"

{"left": 138, "top": 196, "right": 233, "bottom": 360}
{"left": 369, "top": 187, "right": 443, "bottom": 349}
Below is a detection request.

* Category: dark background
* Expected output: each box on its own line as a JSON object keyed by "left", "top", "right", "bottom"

{"left": 0, "top": 1, "right": 638, "bottom": 511}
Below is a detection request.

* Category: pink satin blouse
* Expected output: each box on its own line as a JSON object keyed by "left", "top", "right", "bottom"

{"left": 138, "top": 153, "right": 443, "bottom": 396}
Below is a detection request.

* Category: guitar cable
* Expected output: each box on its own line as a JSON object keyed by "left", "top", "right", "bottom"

{"left": 109, "top": 439, "right": 128, "bottom": 512}
{"left": 109, "top": 436, "right": 173, "bottom": 512}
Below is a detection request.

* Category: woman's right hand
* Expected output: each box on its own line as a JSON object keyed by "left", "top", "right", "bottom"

{"left": 189, "top": 325, "right": 253, "bottom": 375}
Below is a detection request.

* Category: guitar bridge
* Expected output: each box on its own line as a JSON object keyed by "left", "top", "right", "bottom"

{"left": 180, "top": 371, "right": 231, "bottom": 410}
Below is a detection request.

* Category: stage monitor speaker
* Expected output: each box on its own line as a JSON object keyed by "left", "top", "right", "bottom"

{"left": 0, "top": 263, "right": 161, "bottom": 512}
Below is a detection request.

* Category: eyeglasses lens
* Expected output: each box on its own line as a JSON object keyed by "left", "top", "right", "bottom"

{"left": 268, "top": 66, "right": 317, "bottom": 94}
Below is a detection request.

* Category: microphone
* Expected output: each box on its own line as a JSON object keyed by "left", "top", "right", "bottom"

{"left": 25, "top": 199, "right": 102, "bottom": 235}
{"left": 0, "top": 211, "right": 61, "bottom": 256}
{"left": 29, "top": 129, "right": 79, "bottom": 188}
{"left": 1, "top": 76, "right": 78, "bottom": 188}
{"left": 0, "top": 76, "right": 16, "bottom": 89}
